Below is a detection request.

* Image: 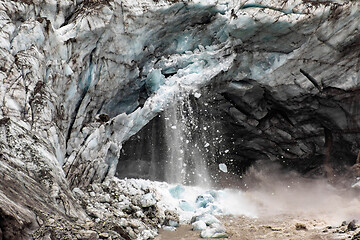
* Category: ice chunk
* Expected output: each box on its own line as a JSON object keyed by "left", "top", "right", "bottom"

{"left": 146, "top": 69, "right": 165, "bottom": 92}
{"left": 139, "top": 193, "right": 157, "bottom": 207}
{"left": 352, "top": 181, "right": 360, "bottom": 189}
{"left": 169, "top": 185, "right": 185, "bottom": 199}
{"left": 193, "top": 214, "right": 220, "bottom": 226}
{"left": 207, "top": 190, "right": 219, "bottom": 200}
{"left": 218, "top": 163, "right": 228, "bottom": 173}
{"left": 200, "top": 226, "right": 228, "bottom": 238}
{"left": 163, "top": 226, "right": 176, "bottom": 231}
{"left": 200, "top": 228, "right": 215, "bottom": 238}
{"left": 168, "top": 220, "right": 179, "bottom": 227}
{"left": 209, "top": 223, "right": 226, "bottom": 232}
{"left": 196, "top": 194, "right": 215, "bottom": 208}
{"left": 179, "top": 200, "right": 195, "bottom": 212}
{"left": 207, "top": 205, "right": 222, "bottom": 215}
{"left": 212, "top": 232, "right": 228, "bottom": 238}
{"left": 192, "top": 220, "right": 207, "bottom": 231}
{"left": 194, "top": 92, "right": 202, "bottom": 98}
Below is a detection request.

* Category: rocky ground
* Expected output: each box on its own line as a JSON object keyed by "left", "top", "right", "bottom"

{"left": 156, "top": 214, "right": 360, "bottom": 240}
{"left": 155, "top": 170, "right": 360, "bottom": 240}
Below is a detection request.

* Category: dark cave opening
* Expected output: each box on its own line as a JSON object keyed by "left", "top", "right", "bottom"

{"left": 116, "top": 78, "right": 360, "bottom": 186}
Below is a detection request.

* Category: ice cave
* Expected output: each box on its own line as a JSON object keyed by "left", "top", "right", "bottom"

{"left": 1, "top": 0, "right": 360, "bottom": 239}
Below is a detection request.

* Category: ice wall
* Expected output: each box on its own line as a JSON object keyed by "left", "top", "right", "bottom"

{"left": 1, "top": 0, "right": 360, "bottom": 188}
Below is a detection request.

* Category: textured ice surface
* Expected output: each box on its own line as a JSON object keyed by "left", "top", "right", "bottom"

{"left": 179, "top": 200, "right": 196, "bottom": 212}
{"left": 169, "top": 185, "right": 186, "bottom": 199}
{"left": 192, "top": 220, "right": 207, "bottom": 231}
{"left": 1, "top": 0, "right": 359, "bottom": 187}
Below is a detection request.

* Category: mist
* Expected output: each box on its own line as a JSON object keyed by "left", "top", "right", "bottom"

{"left": 225, "top": 162, "right": 360, "bottom": 226}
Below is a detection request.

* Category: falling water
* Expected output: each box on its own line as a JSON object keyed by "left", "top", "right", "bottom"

{"left": 116, "top": 88, "right": 223, "bottom": 187}
{"left": 164, "top": 91, "right": 211, "bottom": 187}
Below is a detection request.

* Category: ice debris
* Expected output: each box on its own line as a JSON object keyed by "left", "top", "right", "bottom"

{"left": 70, "top": 178, "right": 166, "bottom": 240}
{"left": 200, "top": 227, "right": 228, "bottom": 239}
{"left": 196, "top": 193, "right": 215, "bottom": 208}
{"left": 139, "top": 193, "right": 157, "bottom": 207}
{"left": 351, "top": 181, "right": 360, "bottom": 189}
{"left": 219, "top": 163, "right": 228, "bottom": 173}
{"left": 169, "top": 185, "right": 185, "bottom": 199}
{"left": 163, "top": 184, "right": 234, "bottom": 238}
{"left": 194, "top": 92, "right": 202, "bottom": 98}
{"left": 163, "top": 226, "right": 177, "bottom": 231}
{"left": 180, "top": 200, "right": 195, "bottom": 212}
{"left": 192, "top": 214, "right": 221, "bottom": 226}
{"left": 192, "top": 220, "right": 207, "bottom": 231}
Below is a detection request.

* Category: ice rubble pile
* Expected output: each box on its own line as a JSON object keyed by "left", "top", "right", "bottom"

{"left": 70, "top": 178, "right": 168, "bottom": 240}
{"left": 156, "top": 181, "right": 257, "bottom": 238}
{"left": 30, "top": 177, "right": 178, "bottom": 240}
{"left": 167, "top": 184, "right": 231, "bottom": 238}
{"left": 89, "top": 178, "right": 256, "bottom": 239}
{"left": 37, "top": 177, "right": 254, "bottom": 239}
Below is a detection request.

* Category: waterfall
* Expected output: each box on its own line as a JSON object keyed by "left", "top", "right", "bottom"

{"left": 116, "top": 88, "right": 220, "bottom": 187}
{"left": 164, "top": 92, "right": 211, "bottom": 187}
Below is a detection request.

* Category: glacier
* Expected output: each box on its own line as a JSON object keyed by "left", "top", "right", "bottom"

{"left": 1, "top": 0, "right": 360, "bottom": 239}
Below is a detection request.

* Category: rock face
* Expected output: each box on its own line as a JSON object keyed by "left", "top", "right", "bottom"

{"left": 216, "top": 79, "right": 360, "bottom": 176}
{"left": 0, "top": 119, "right": 86, "bottom": 239}
{"left": 1, "top": 0, "right": 360, "bottom": 238}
